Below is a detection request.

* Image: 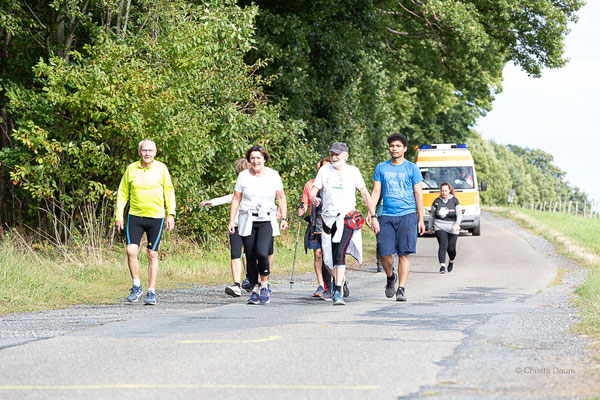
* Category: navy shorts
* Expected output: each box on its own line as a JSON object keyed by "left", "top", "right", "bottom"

{"left": 378, "top": 213, "right": 417, "bottom": 256}
{"left": 126, "top": 215, "right": 165, "bottom": 251}
{"left": 307, "top": 234, "right": 322, "bottom": 250}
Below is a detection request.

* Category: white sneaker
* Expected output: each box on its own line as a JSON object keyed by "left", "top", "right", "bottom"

{"left": 225, "top": 284, "right": 242, "bottom": 297}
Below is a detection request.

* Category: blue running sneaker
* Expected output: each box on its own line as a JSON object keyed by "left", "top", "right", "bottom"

{"left": 127, "top": 285, "right": 143, "bottom": 302}
{"left": 145, "top": 291, "right": 156, "bottom": 305}
{"left": 268, "top": 283, "right": 272, "bottom": 294}
{"left": 259, "top": 287, "right": 270, "bottom": 304}
{"left": 242, "top": 279, "right": 252, "bottom": 292}
{"left": 313, "top": 285, "right": 325, "bottom": 298}
{"left": 332, "top": 290, "right": 345, "bottom": 305}
{"left": 343, "top": 281, "right": 349, "bottom": 298}
{"left": 247, "top": 290, "right": 260, "bottom": 305}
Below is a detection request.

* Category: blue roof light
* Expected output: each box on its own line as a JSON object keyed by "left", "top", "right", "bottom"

{"left": 420, "top": 145, "right": 432, "bottom": 150}
{"left": 456, "top": 144, "right": 468, "bottom": 148}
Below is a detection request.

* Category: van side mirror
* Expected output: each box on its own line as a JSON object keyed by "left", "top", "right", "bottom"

{"left": 480, "top": 181, "right": 487, "bottom": 192}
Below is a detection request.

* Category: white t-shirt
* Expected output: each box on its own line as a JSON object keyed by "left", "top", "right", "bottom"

{"left": 313, "top": 164, "right": 366, "bottom": 223}
{"left": 234, "top": 167, "right": 283, "bottom": 221}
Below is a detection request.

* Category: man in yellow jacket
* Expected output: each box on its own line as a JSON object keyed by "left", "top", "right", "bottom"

{"left": 115, "top": 139, "right": 176, "bottom": 305}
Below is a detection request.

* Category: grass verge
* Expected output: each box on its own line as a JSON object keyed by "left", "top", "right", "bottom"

{"left": 486, "top": 206, "right": 600, "bottom": 341}
{"left": 0, "top": 224, "right": 322, "bottom": 315}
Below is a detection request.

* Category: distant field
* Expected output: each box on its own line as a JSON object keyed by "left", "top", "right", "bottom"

{"left": 487, "top": 207, "right": 600, "bottom": 342}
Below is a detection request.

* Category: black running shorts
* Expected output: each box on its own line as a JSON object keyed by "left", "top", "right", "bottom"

{"left": 126, "top": 215, "right": 165, "bottom": 250}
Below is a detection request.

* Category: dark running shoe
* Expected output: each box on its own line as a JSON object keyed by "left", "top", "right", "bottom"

{"left": 321, "top": 290, "right": 333, "bottom": 301}
{"left": 259, "top": 287, "right": 270, "bottom": 304}
{"left": 439, "top": 266, "right": 446, "bottom": 274}
{"left": 396, "top": 287, "right": 407, "bottom": 302}
{"left": 241, "top": 279, "right": 252, "bottom": 292}
{"left": 313, "top": 285, "right": 325, "bottom": 298}
{"left": 343, "top": 281, "right": 349, "bottom": 298}
{"left": 247, "top": 291, "right": 260, "bottom": 305}
{"left": 376, "top": 263, "right": 383, "bottom": 273}
{"left": 385, "top": 273, "right": 397, "bottom": 298}
{"left": 447, "top": 262, "right": 454, "bottom": 273}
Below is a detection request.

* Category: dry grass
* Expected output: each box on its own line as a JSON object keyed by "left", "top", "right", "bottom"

{"left": 0, "top": 226, "right": 318, "bottom": 315}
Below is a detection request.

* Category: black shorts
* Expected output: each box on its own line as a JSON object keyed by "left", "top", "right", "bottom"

{"left": 126, "top": 215, "right": 165, "bottom": 251}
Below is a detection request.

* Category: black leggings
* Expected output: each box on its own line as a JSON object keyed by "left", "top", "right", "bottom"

{"left": 327, "top": 222, "right": 354, "bottom": 267}
{"left": 435, "top": 230, "right": 458, "bottom": 264}
{"left": 242, "top": 221, "right": 273, "bottom": 286}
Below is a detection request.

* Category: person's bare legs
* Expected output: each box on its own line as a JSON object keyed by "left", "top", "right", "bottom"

{"left": 147, "top": 249, "right": 159, "bottom": 289}
{"left": 314, "top": 248, "right": 324, "bottom": 286}
{"left": 231, "top": 258, "right": 242, "bottom": 283}
{"left": 398, "top": 255, "right": 410, "bottom": 288}
{"left": 381, "top": 254, "right": 394, "bottom": 278}
{"left": 126, "top": 244, "right": 141, "bottom": 280}
{"left": 333, "top": 266, "right": 345, "bottom": 288}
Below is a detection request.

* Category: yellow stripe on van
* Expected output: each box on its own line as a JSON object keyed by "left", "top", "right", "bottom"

{"left": 423, "top": 192, "right": 478, "bottom": 207}
{"left": 416, "top": 156, "right": 472, "bottom": 162}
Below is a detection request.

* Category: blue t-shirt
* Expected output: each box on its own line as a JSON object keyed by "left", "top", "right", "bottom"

{"left": 372, "top": 159, "right": 422, "bottom": 216}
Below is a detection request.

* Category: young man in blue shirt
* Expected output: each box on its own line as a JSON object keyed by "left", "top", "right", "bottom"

{"left": 370, "top": 133, "right": 425, "bottom": 301}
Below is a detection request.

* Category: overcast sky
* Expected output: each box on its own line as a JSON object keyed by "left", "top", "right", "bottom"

{"left": 474, "top": 1, "right": 600, "bottom": 211}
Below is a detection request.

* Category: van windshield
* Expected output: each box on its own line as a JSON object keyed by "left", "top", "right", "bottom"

{"left": 421, "top": 167, "right": 474, "bottom": 189}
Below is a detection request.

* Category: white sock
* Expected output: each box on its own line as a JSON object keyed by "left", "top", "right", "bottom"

{"left": 148, "top": 288, "right": 156, "bottom": 293}
{"left": 133, "top": 279, "right": 141, "bottom": 287}
{"left": 260, "top": 281, "right": 269, "bottom": 289}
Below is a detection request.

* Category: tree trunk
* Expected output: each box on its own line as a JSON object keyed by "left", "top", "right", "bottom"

{"left": 0, "top": 31, "right": 12, "bottom": 228}
{"left": 122, "top": 0, "right": 132, "bottom": 39}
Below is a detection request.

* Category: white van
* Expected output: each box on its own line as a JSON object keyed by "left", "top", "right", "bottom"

{"left": 415, "top": 144, "right": 486, "bottom": 235}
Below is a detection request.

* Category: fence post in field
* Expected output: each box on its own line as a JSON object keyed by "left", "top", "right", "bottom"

{"left": 583, "top": 201, "right": 587, "bottom": 217}
{"left": 553, "top": 201, "right": 558, "bottom": 213}
{"left": 531, "top": 202, "right": 534, "bottom": 210}
{"left": 575, "top": 202, "right": 578, "bottom": 216}
{"left": 564, "top": 200, "right": 567, "bottom": 214}
{"left": 568, "top": 201, "right": 572, "bottom": 215}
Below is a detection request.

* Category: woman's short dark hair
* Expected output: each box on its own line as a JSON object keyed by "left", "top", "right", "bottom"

{"left": 387, "top": 133, "right": 408, "bottom": 147}
{"left": 440, "top": 182, "right": 456, "bottom": 196}
{"left": 245, "top": 145, "right": 269, "bottom": 164}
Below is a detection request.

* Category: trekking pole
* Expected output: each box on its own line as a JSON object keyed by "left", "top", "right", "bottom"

{"left": 290, "top": 198, "right": 303, "bottom": 290}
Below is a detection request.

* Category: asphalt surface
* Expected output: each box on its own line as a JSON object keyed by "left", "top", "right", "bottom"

{"left": 0, "top": 212, "right": 598, "bottom": 399}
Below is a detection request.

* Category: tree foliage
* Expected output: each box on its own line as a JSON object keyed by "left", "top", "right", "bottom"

{"left": 0, "top": 0, "right": 588, "bottom": 242}
{"left": 0, "top": 0, "right": 313, "bottom": 239}
{"left": 241, "top": 0, "right": 583, "bottom": 170}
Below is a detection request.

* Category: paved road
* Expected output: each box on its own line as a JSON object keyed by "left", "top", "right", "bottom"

{"left": 0, "top": 212, "right": 598, "bottom": 399}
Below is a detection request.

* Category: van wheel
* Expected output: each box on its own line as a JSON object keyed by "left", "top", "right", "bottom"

{"left": 471, "top": 224, "right": 481, "bottom": 236}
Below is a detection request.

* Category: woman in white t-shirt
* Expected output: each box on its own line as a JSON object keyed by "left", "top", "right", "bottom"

{"left": 228, "top": 146, "right": 288, "bottom": 304}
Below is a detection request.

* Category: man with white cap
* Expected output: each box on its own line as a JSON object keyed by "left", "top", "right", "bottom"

{"left": 309, "top": 142, "right": 379, "bottom": 305}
